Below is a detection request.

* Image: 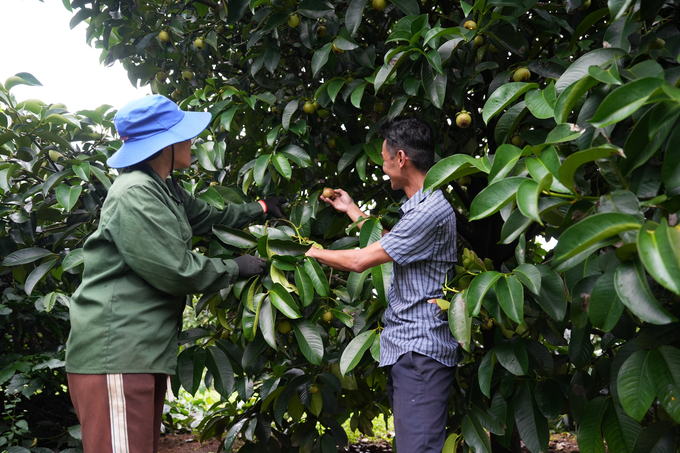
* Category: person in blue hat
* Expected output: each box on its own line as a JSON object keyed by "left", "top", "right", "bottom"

{"left": 65, "top": 95, "right": 284, "bottom": 453}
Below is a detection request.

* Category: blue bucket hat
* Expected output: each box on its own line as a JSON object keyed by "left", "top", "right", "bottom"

{"left": 108, "top": 95, "right": 211, "bottom": 168}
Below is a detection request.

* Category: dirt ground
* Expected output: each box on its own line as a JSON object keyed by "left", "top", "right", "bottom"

{"left": 158, "top": 432, "right": 580, "bottom": 452}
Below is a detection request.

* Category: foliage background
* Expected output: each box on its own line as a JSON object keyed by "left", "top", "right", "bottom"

{"left": 1, "top": 0, "right": 680, "bottom": 451}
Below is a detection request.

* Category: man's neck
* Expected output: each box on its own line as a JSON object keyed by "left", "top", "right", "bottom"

{"left": 403, "top": 172, "right": 426, "bottom": 199}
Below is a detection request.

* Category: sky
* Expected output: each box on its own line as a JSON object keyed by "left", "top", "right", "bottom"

{"left": 1, "top": 0, "right": 150, "bottom": 112}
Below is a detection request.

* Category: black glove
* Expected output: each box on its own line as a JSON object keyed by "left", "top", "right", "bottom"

{"left": 262, "top": 197, "right": 287, "bottom": 219}
{"left": 233, "top": 255, "right": 267, "bottom": 278}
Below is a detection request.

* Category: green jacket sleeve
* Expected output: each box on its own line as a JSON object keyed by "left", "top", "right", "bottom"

{"left": 182, "top": 190, "right": 264, "bottom": 236}
{"left": 108, "top": 184, "right": 239, "bottom": 296}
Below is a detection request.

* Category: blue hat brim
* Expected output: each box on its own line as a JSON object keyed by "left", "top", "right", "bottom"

{"left": 107, "top": 110, "right": 211, "bottom": 168}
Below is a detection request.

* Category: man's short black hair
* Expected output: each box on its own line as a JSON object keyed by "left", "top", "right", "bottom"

{"left": 379, "top": 116, "right": 435, "bottom": 173}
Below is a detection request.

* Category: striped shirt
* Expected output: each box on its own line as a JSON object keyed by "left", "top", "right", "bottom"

{"left": 379, "top": 188, "right": 460, "bottom": 367}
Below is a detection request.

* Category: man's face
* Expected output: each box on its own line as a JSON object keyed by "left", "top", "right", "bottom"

{"left": 173, "top": 139, "right": 192, "bottom": 169}
{"left": 381, "top": 140, "right": 402, "bottom": 190}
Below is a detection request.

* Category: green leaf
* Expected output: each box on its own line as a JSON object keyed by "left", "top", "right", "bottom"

{"left": 553, "top": 213, "right": 642, "bottom": 262}
{"left": 637, "top": 219, "right": 680, "bottom": 296}
{"left": 558, "top": 147, "right": 622, "bottom": 190}
{"left": 482, "top": 82, "right": 539, "bottom": 124}
{"left": 391, "top": 0, "right": 419, "bottom": 15}
{"left": 347, "top": 270, "right": 369, "bottom": 303}
{"left": 532, "top": 265, "right": 567, "bottom": 321}
{"left": 469, "top": 177, "right": 528, "bottom": 221}
{"left": 466, "top": 271, "right": 502, "bottom": 317}
{"left": 258, "top": 296, "right": 277, "bottom": 349}
{"left": 648, "top": 346, "right": 680, "bottom": 424}
{"left": 554, "top": 48, "right": 625, "bottom": 95}
{"left": 350, "top": 82, "right": 367, "bottom": 109}
{"left": 513, "top": 263, "right": 541, "bottom": 294}
{"left": 525, "top": 83, "right": 556, "bottom": 119}
{"left": 345, "top": 0, "right": 368, "bottom": 36}
{"left": 488, "top": 144, "right": 522, "bottom": 185}
{"left": 3, "top": 247, "right": 55, "bottom": 266}
{"left": 617, "top": 349, "right": 656, "bottom": 422}
{"left": 423, "top": 154, "right": 482, "bottom": 193}
{"left": 421, "top": 63, "right": 447, "bottom": 109}
{"left": 577, "top": 396, "right": 609, "bottom": 453}
{"left": 496, "top": 336, "right": 529, "bottom": 376}
{"left": 614, "top": 259, "right": 677, "bottom": 325}
{"left": 304, "top": 257, "right": 329, "bottom": 297}
{"left": 267, "top": 238, "right": 310, "bottom": 256}
{"left": 553, "top": 75, "right": 600, "bottom": 124}
{"left": 195, "top": 142, "right": 219, "bottom": 171}
{"left": 312, "top": 43, "right": 333, "bottom": 78}
{"left": 177, "top": 348, "right": 205, "bottom": 395}
{"left": 282, "top": 99, "right": 298, "bottom": 131}
{"left": 495, "top": 275, "right": 524, "bottom": 324}
{"left": 56, "top": 184, "right": 82, "bottom": 212}
{"left": 42, "top": 292, "right": 59, "bottom": 313}
{"left": 515, "top": 381, "right": 550, "bottom": 453}
{"left": 25, "top": 257, "right": 58, "bottom": 296}
{"left": 198, "top": 186, "right": 225, "bottom": 210}
{"left": 292, "top": 318, "right": 324, "bottom": 365}
{"left": 478, "top": 350, "right": 496, "bottom": 399}
{"left": 609, "top": 0, "right": 635, "bottom": 20}
{"left": 340, "top": 330, "right": 377, "bottom": 375}
{"left": 5, "top": 72, "right": 42, "bottom": 91}
{"left": 371, "top": 262, "right": 392, "bottom": 307}
{"left": 253, "top": 154, "right": 271, "bottom": 186}
{"left": 448, "top": 291, "right": 472, "bottom": 352}
{"left": 588, "top": 269, "right": 625, "bottom": 332}
{"left": 535, "top": 379, "right": 563, "bottom": 419}
{"left": 223, "top": 418, "right": 248, "bottom": 453}
{"left": 205, "top": 345, "right": 235, "bottom": 398}
{"left": 269, "top": 283, "right": 301, "bottom": 319}
{"left": 220, "top": 107, "right": 238, "bottom": 132}
{"left": 294, "top": 266, "right": 314, "bottom": 307}
{"left": 516, "top": 174, "right": 552, "bottom": 225}
{"left": 213, "top": 225, "right": 257, "bottom": 248}
{"left": 279, "top": 144, "right": 313, "bottom": 167}
{"left": 461, "top": 413, "right": 492, "bottom": 453}
{"left": 589, "top": 78, "right": 665, "bottom": 128}
{"left": 602, "top": 402, "right": 642, "bottom": 453}
{"left": 272, "top": 154, "right": 292, "bottom": 180}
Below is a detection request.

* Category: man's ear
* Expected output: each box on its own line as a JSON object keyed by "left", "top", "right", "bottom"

{"left": 397, "top": 149, "right": 407, "bottom": 168}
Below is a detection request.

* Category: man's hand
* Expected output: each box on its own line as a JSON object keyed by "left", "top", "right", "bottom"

{"left": 233, "top": 255, "right": 267, "bottom": 277}
{"left": 320, "top": 188, "right": 354, "bottom": 213}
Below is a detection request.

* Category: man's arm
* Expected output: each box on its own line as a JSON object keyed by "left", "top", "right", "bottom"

{"left": 305, "top": 240, "right": 392, "bottom": 273}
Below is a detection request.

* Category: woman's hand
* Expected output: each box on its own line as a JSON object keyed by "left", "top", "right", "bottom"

{"left": 233, "top": 255, "right": 267, "bottom": 277}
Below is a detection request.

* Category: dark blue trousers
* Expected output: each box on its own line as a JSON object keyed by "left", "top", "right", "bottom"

{"left": 386, "top": 351, "right": 456, "bottom": 453}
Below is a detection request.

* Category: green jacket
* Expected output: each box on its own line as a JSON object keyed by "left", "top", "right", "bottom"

{"left": 65, "top": 168, "right": 263, "bottom": 374}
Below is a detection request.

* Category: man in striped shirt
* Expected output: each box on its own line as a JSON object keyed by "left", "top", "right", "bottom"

{"left": 306, "top": 116, "right": 461, "bottom": 453}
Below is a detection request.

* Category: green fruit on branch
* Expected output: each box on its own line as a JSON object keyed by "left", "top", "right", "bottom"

{"left": 372, "top": 0, "right": 386, "bottom": 11}
{"left": 332, "top": 43, "right": 343, "bottom": 54}
{"left": 155, "top": 71, "right": 167, "bottom": 82}
{"left": 288, "top": 14, "right": 300, "bottom": 28}
{"left": 513, "top": 67, "right": 531, "bottom": 82}
{"left": 649, "top": 38, "right": 665, "bottom": 50}
{"left": 316, "top": 25, "right": 327, "bottom": 37}
{"left": 322, "top": 310, "right": 334, "bottom": 322}
{"left": 328, "top": 138, "right": 336, "bottom": 148}
{"left": 303, "top": 101, "right": 316, "bottom": 114}
{"left": 182, "top": 70, "right": 194, "bottom": 82}
{"left": 456, "top": 111, "right": 471, "bottom": 128}
{"left": 278, "top": 320, "right": 292, "bottom": 334}
{"left": 464, "top": 20, "right": 477, "bottom": 30}
{"left": 194, "top": 38, "right": 206, "bottom": 50}
{"left": 473, "top": 35, "right": 484, "bottom": 47}
{"left": 511, "top": 134, "right": 525, "bottom": 147}
{"left": 159, "top": 30, "right": 171, "bottom": 43}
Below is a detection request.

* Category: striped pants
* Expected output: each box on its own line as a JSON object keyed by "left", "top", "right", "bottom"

{"left": 67, "top": 373, "right": 167, "bottom": 453}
